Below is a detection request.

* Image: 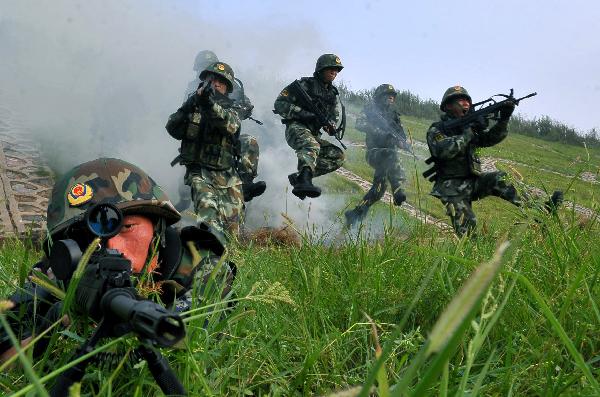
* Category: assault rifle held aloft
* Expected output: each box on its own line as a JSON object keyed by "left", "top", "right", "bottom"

{"left": 422, "top": 89, "right": 536, "bottom": 182}
{"left": 289, "top": 80, "right": 347, "bottom": 149}
{"left": 438, "top": 89, "right": 537, "bottom": 133}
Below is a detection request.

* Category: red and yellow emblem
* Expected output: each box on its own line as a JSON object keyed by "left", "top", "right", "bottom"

{"left": 67, "top": 183, "right": 93, "bottom": 206}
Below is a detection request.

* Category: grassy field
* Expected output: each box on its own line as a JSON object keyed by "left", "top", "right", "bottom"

{"left": 1, "top": 115, "right": 599, "bottom": 396}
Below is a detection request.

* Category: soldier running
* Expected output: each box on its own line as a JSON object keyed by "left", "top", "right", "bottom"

{"left": 425, "top": 85, "right": 562, "bottom": 236}
{"left": 166, "top": 61, "right": 244, "bottom": 239}
{"left": 345, "top": 84, "right": 410, "bottom": 226}
{"left": 273, "top": 54, "right": 346, "bottom": 199}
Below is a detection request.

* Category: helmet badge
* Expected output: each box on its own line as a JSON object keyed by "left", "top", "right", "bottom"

{"left": 67, "top": 183, "right": 94, "bottom": 207}
{"left": 453, "top": 86, "right": 462, "bottom": 91}
{"left": 335, "top": 57, "right": 341, "bottom": 64}
{"left": 217, "top": 63, "right": 225, "bottom": 71}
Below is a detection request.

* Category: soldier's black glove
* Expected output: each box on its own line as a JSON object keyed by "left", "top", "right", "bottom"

{"left": 197, "top": 84, "right": 214, "bottom": 108}
{"left": 180, "top": 94, "right": 199, "bottom": 113}
{"left": 471, "top": 115, "right": 489, "bottom": 134}
{"left": 297, "top": 110, "right": 318, "bottom": 122}
{"left": 499, "top": 101, "right": 516, "bottom": 121}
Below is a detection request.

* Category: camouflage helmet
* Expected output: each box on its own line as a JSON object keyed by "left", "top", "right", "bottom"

{"left": 440, "top": 85, "right": 472, "bottom": 111}
{"left": 46, "top": 158, "right": 180, "bottom": 239}
{"left": 374, "top": 84, "right": 397, "bottom": 99}
{"left": 314, "top": 53, "right": 344, "bottom": 76}
{"left": 199, "top": 62, "right": 235, "bottom": 93}
{"left": 193, "top": 50, "right": 219, "bottom": 72}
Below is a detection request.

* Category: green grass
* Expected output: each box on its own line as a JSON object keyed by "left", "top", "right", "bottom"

{"left": 1, "top": 115, "right": 600, "bottom": 396}
{"left": 1, "top": 214, "right": 599, "bottom": 396}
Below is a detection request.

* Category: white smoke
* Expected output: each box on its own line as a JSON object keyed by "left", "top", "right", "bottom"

{"left": 0, "top": 0, "right": 352, "bottom": 234}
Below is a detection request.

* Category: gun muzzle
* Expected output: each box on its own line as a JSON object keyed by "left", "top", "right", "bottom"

{"left": 101, "top": 289, "right": 185, "bottom": 347}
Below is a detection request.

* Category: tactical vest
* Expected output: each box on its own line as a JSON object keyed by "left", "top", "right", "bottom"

{"left": 300, "top": 77, "right": 338, "bottom": 132}
{"left": 179, "top": 106, "right": 238, "bottom": 171}
{"left": 364, "top": 104, "right": 403, "bottom": 149}
{"left": 431, "top": 122, "right": 482, "bottom": 179}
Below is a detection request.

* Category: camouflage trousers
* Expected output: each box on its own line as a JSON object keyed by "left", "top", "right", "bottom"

{"left": 176, "top": 133, "right": 259, "bottom": 210}
{"left": 186, "top": 171, "right": 244, "bottom": 239}
{"left": 173, "top": 254, "right": 236, "bottom": 313}
{"left": 238, "top": 134, "right": 260, "bottom": 181}
{"left": 432, "top": 171, "right": 521, "bottom": 236}
{"left": 356, "top": 148, "right": 406, "bottom": 210}
{"left": 285, "top": 121, "right": 345, "bottom": 176}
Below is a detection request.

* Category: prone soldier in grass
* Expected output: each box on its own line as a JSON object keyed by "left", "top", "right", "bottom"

{"left": 273, "top": 53, "right": 346, "bottom": 199}
{"left": 345, "top": 83, "right": 411, "bottom": 226}
{"left": 0, "top": 158, "right": 234, "bottom": 366}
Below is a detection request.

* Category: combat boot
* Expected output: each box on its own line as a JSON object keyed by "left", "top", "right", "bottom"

{"left": 544, "top": 190, "right": 564, "bottom": 214}
{"left": 392, "top": 189, "right": 407, "bottom": 206}
{"left": 291, "top": 167, "right": 321, "bottom": 199}
{"left": 242, "top": 181, "right": 267, "bottom": 202}
{"left": 345, "top": 206, "right": 368, "bottom": 227}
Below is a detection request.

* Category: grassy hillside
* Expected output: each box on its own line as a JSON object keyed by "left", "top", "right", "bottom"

{"left": 1, "top": 114, "right": 599, "bottom": 396}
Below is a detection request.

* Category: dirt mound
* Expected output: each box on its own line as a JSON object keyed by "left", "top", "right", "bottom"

{"left": 242, "top": 225, "right": 302, "bottom": 247}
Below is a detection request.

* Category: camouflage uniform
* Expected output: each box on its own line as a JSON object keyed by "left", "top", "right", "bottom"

{"left": 177, "top": 51, "right": 263, "bottom": 207}
{"left": 0, "top": 158, "right": 234, "bottom": 356}
{"left": 426, "top": 86, "right": 520, "bottom": 236}
{"left": 273, "top": 54, "right": 345, "bottom": 198}
{"left": 346, "top": 84, "right": 409, "bottom": 225}
{"left": 167, "top": 62, "right": 244, "bottom": 238}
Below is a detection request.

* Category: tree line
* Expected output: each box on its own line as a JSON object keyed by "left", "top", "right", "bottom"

{"left": 337, "top": 82, "right": 600, "bottom": 148}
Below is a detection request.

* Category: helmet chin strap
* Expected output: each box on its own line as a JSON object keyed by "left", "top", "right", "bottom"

{"left": 138, "top": 217, "right": 167, "bottom": 276}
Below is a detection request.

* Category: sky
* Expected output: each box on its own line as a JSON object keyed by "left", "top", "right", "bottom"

{"left": 0, "top": 0, "right": 599, "bottom": 231}
{"left": 198, "top": 0, "right": 600, "bottom": 132}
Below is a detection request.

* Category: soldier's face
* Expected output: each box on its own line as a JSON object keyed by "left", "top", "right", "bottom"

{"left": 446, "top": 98, "right": 471, "bottom": 117}
{"left": 321, "top": 68, "right": 339, "bottom": 83}
{"left": 386, "top": 95, "right": 396, "bottom": 105}
{"left": 107, "top": 215, "right": 158, "bottom": 274}
{"left": 209, "top": 75, "right": 229, "bottom": 95}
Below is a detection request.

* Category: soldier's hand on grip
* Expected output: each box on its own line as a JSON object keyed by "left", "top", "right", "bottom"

{"left": 499, "top": 101, "right": 516, "bottom": 121}
{"left": 196, "top": 82, "right": 214, "bottom": 108}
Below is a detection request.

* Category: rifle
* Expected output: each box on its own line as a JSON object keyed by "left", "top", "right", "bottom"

{"left": 48, "top": 203, "right": 187, "bottom": 396}
{"left": 422, "top": 89, "right": 536, "bottom": 181}
{"left": 234, "top": 77, "right": 263, "bottom": 125}
{"left": 365, "top": 106, "right": 411, "bottom": 151}
{"left": 438, "top": 89, "right": 536, "bottom": 133}
{"left": 289, "top": 80, "right": 347, "bottom": 149}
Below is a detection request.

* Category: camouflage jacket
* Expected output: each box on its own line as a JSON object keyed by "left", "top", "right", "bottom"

{"left": 166, "top": 93, "right": 242, "bottom": 179}
{"left": 186, "top": 78, "right": 254, "bottom": 120}
{"left": 356, "top": 102, "right": 408, "bottom": 149}
{"left": 273, "top": 76, "right": 339, "bottom": 134}
{"left": 426, "top": 114, "right": 509, "bottom": 181}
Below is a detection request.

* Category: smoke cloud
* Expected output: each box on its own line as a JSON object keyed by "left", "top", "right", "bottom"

{"left": 0, "top": 0, "right": 361, "bottom": 235}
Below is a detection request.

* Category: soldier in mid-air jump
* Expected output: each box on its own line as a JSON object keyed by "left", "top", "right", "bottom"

{"left": 273, "top": 54, "right": 346, "bottom": 199}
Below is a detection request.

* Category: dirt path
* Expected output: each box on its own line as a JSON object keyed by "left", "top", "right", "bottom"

{"left": 0, "top": 105, "right": 53, "bottom": 239}
{"left": 344, "top": 139, "right": 599, "bottom": 222}
{"left": 335, "top": 167, "right": 452, "bottom": 231}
